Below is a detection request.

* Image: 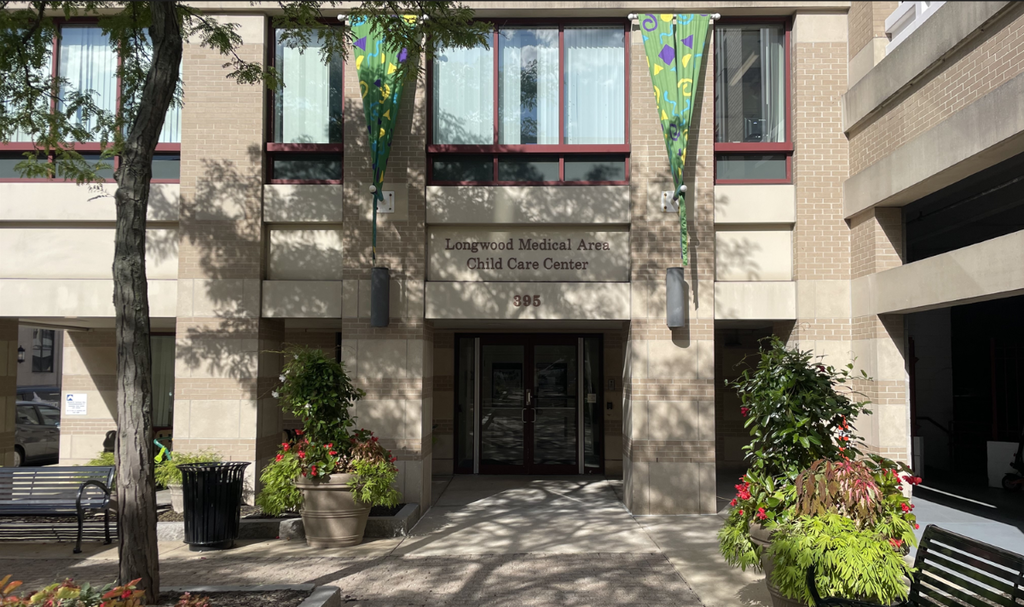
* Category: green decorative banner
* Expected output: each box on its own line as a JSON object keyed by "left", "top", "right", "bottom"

{"left": 351, "top": 17, "right": 413, "bottom": 262}
{"left": 640, "top": 14, "right": 711, "bottom": 265}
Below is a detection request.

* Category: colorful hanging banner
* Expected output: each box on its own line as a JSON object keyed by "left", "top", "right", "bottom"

{"left": 640, "top": 14, "right": 711, "bottom": 265}
{"left": 351, "top": 17, "right": 413, "bottom": 262}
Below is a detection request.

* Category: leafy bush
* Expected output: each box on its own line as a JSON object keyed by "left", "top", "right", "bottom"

{"left": 155, "top": 451, "right": 223, "bottom": 487}
{"left": 719, "top": 336, "right": 874, "bottom": 571}
{"left": 86, "top": 452, "right": 116, "bottom": 468}
{"left": 0, "top": 575, "right": 145, "bottom": 607}
{"left": 175, "top": 592, "right": 212, "bottom": 607}
{"left": 256, "top": 346, "right": 401, "bottom": 516}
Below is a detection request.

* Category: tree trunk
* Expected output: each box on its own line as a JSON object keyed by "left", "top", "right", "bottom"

{"left": 113, "top": 3, "right": 182, "bottom": 602}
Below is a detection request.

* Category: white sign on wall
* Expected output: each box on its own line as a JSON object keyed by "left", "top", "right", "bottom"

{"left": 65, "top": 393, "right": 87, "bottom": 416}
{"left": 428, "top": 227, "right": 629, "bottom": 282}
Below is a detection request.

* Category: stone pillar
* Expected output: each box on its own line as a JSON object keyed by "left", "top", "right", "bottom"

{"left": 847, "top": 1, "right": 898, "bottom": 86}
{"left": 173, "top": 15, "right": 282, "bottom": 495}
{"left": 0, "top": 320, "right": 17, "bottom": 467}
{"left": 851, "top": 208, "right": 909, "bottom": 462}
{"left": 340, "top": 51, "right": 432, "bottom": 513}
{"left": 623, "top": 24, "right": 716, "bottom": 515}
{"left": 59, "top": 330, "right": 118, "bottom": 464}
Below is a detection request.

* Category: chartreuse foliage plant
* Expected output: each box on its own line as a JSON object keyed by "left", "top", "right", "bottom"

{"left": 256, "top": 346, "right": 400, "bottom": 516}
{"left": 154, "top": 451, "right": 222, "bottom": 487}
{"left": 719, "top": 337, "right": 874, "bottom": 571}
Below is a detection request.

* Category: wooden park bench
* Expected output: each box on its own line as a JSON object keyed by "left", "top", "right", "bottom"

{"left": 810, "top": 524, "right": 1024, "bottom": 606}
{"left": 0, "top": 467, "right": 114, "bottom": 553}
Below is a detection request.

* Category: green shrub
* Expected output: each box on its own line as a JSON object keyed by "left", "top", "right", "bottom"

{"left": 154, "top": 451, "right": 223, "bottom": 487}
{"left": 86, "top": 451, "right": 116, "bottom": 468}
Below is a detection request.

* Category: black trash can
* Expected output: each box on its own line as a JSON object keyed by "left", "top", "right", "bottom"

{"left": 178, "top": 462, "right": 250, "bottom": 551}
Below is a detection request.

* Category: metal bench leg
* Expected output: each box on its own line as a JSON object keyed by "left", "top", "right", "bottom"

{"left": 104, "top": 506, "right": 111, "bottom": 545}
{"left": 75, "top": 506, "right": 84, "bottom": 554}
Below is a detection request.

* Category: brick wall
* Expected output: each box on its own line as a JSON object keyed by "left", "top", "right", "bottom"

{"left": 848, "top": 1, "right": 897, "bottom": 60}
{"left": 849, "top": 4, "right": 1024, "bottom": 175}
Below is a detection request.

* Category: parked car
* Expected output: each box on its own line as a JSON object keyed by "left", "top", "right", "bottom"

{"left": 15, "top": 401, "right": 60, "bottom": 467}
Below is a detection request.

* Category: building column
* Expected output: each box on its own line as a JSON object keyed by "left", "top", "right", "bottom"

{"left": 339, "top": 50, "right": 432, "bottom": 513}
{"left": 623, "top": 26, "right": 716, "bottom": 515}
{"left": 59, "top": 330, "right": 118, "bottom": 464}
{"left": 851, "top": 208, "right": 909, "bottom": 462}
{"left": 0, "top": 320, "right": 17, "bottom": 467}
{"left": 172, "top": 14, "right": 281, "bottom": 495}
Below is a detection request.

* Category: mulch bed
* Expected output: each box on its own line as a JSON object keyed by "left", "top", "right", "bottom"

{"left": 154, "top": 590, "right": 310, "bottom": 607}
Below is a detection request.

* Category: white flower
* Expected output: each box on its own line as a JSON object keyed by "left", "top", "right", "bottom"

{"left": 271, "top": 391, "right": 279, "bottom": 399}
{"left": 294, "top": 354, "right": 299, "bottom": 360}
{"left": 279, "top": 374, "right": 286, "bottom": 382}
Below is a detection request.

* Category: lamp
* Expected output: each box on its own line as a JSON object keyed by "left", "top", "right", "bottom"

{"left": 17, "top": 346, "right": 25, "bottom": 363}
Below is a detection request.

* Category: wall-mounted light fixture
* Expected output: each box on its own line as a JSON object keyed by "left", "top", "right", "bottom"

{"left": 17, "top": 346, "right": 26, "bottom": 363}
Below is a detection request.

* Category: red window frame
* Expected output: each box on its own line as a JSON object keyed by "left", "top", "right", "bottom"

{"left": 0, "top": 19, "right": 181, "bottom": 184}
{"left": 426, "top": 19, "right": 631, "bottom": 186}
{"left": 712, "top": 18, "right": 793, "bottom": 185}
{"left": 265, "top": 21, "right": 344, "bottom": 185}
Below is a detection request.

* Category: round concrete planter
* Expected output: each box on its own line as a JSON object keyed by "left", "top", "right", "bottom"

{"left": 169, "top": 484, "right": 184, "bottom": 514}
{"left": 749, "top": 522, "right": 808, "bottom": 607}
{"left": 295, "top": 473, "right": 370, "bottom": 548}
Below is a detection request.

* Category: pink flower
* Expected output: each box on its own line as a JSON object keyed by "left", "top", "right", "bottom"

{"left": 275, "top": 454, "right": 283, "bottom": 462}
{"left": 901, "top": 503, "right": 910, "bottom": 513}
{"left": 740, "top": 407, "right": 749, "bottom": 418}
{"left": 329, "top": 450, "right": 337, "bottom": 456}
{"left": 756, "top": 508, "right": 767, "bottom": 521}
{"left": 311, "top": 465, "right": 318, "bottom": 476}
{"left": 730, "top": 499, "right": 737, "bottom": 507}
{"left": 295, "top": 429, "right": 303, "bottom": 436}
{"left": 297, "top": 451, "right": 306, "bottom": 459}
{"left": 282, "top": 443, "right": 290, "bottom": 451}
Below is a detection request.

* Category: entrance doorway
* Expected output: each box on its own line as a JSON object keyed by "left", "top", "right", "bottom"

{"left": 454, "top": 334, "right": 603, "bottom": 475}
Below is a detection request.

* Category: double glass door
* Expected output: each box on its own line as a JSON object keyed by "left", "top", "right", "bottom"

{"left": 455, "top": 334, "right": 602, "bottom": 475}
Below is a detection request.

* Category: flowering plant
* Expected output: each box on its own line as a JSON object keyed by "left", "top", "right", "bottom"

{"left": 0, "top": 575, "right": 145, "bottom": 607}
{"left": 256, "top": 347, "right": 401, "bottom": 516}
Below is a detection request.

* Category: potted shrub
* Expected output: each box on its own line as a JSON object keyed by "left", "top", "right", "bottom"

{"left": 767, "top": 458, "right": 921, "bottom": 605}
{"left": 155, "top": 451, "right": 222, "bottom": 513}
{"left": 718, "top": 337, "right": 877, "bottom": 606}
{"left": 255, "top": 346, "right": 400, "bottom": 547}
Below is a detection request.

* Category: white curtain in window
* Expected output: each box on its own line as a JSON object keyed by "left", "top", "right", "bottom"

{"left": 159, "top": 65, "right": 182, "bottom": 143}
{"left": 565, "top": 28, "right": 624, "bottom": 145}
{"left": 434, "top": 45, "right": 493, "bottom": 144}
{"left": 760, "top": 26, "right": 785, "bottom": 143}
{"left": 58, "top": 27, "right": 117, "bottom": 134}
{"left": 276, "top": 33, "right": 330, "bottom": 143}
{"left": 499, "top": 28, "right": 558, "bottom": 145}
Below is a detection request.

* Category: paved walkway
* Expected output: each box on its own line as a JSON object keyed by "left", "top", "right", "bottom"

{"left": 0, "top": 476, "right": 712, "bottom": 606}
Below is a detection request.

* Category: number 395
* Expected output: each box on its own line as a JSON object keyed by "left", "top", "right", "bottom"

{"left": 513, "top": 295, "right": 541, "bottom": 307}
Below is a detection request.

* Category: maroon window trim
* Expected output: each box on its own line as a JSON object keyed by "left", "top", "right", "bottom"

{"left": 427, "top": 19, "right": 631, "bottom": 186}
{"left": 712, "top": 18, "right": 794, "bottom": 185}
{"left": 0, "top": 19, "right": 181, "bottom": 183}
{"left": 265, "top": 20, "right": 345, "bottom": 185}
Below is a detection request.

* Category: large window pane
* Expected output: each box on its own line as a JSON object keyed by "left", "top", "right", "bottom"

{"left": 434, "top": 44, "right": 493, "bottom": 144}
{"left": 499, "top": 28, "right": 558, "bottom": 145}
{"left": 433, "top": 156, "right": 493, "bottom": 182}
{"left": 498, "top": 156, "right": 558, "bottom": 181}
{"left": 272, "top": 154, "right": 341, "bottom": 181}
{"left": 564, "top": 156, "right": 625, "bottom": 182}
{"left": 274, "top": 30, "right": 343, "bottom": 144}
{"left": 564, "top": 28, "right": 624, "bottom": 145}
{"left": 715, "top": 24, "right": 786, "bottom": 143}
{"left": 59, "top": 27, "right": 118, "bottom": 134}
{"left": 32, "top": 329, "right": 54, "bottom": 373}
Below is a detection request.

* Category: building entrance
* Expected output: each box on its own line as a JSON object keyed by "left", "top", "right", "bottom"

{"left": 454, "top": 334, "right": 603, "bottom": 475}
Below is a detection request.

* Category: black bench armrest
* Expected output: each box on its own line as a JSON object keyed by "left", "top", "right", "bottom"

{"left": 76, "top": 479, "right": 111, "bottom": 512}
{"left": 806, "top": 566, "right": 909, "bottom": 607}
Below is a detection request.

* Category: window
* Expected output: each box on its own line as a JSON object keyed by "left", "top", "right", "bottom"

{"left": 38, "top": 406, "right": 61, "bottom": 426}
{"left": 16, "top": 405, "right": 40, "bottom": 425}
{"left": 32, "top": 329, "right": 55, "bottom": 373}
{"left": 429, "top": 21, "right": 629, "bottom": 185}
{"left": 266, "top": 28, "right": 344, "bottom": 184}
{"left": 714, "top": 22, "right": 791, "bottom": 183}
{"left": 0, "top": 24, "right": 181, "bottom": 182}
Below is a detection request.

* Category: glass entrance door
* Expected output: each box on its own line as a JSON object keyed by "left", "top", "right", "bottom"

{"left": 477, "top": 335, "right": 581, "bottom": 474}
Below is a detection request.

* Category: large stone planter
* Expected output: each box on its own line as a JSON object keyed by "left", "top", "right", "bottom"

{"left": 169, "top": 484, "right": 184, "bottom": 514}
{"left": 295, "top": 473, "right": 370, "bottom": 548}
{"left": 750, "top": 522, "right": 808, "bottom": 607}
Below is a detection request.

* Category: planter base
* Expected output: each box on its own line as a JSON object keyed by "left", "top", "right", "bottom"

{"left": 296, "top": 473, "right": 370, "bottom": 548}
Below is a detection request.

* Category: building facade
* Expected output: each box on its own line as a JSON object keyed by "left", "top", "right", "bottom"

{"left": 1, "top": 1, "right": 1022, "bottom": 515}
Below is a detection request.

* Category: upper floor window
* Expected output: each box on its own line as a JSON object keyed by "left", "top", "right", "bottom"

{"left": 714, "top": 22, "right": 791, "bottom": 184}
{"left": 0, "top": 24, "right": 181, "bottom": 182}
{"left": 266, "top": 28, "right": 344, "bottom": 184}
{"left": 32, "top": 329, "right": 55, "bottom": 373}
{"left": 429, "top": 21, "right": 629, "bottom": 185}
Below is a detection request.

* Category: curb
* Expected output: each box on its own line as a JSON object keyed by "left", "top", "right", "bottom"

{"left": 157, "top": 503, "right": 419, "bottom": 542}
{"left": 162, "top": 584, "right": 340, "bottom": 607}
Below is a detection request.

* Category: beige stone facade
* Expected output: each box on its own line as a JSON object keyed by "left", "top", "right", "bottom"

{"left": 2, "top": 1, "right": 1023, "bottom": 515}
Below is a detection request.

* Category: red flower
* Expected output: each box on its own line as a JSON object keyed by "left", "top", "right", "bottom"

{"left": 297, "top": 451, "right": 306, "bottom": 459}
{"left": 329, "top": 450, "right": 338, "bottom": 456}
{"left": 275, "top": 454, "right": 283, "bottom": 462}
{"left": 311, "top": 465, "right": 317, "bottom": 476}
{"left": 902, "top": 475, "right": 923, "bottom": 486}
{"left": 901, "top": 502, "right": 910, "bottom": 513}
{"left": 301, "top": 471, "right": 307, "bottom": 477}
{"left": 888, "top": 538, "right": 903, "bottom": 549}
{"left": 730, "top": 499, "right": 737, "bottom": 507}
{"left": 326, "top": 443, "right": 333, "bottom": 449}
{"left": 390, "top": 456, "right": 397, "bottom": 463}
{"left": 282, "top": 443, "right": 290, "bottom": 451}
{"left": 295, "top": 429, "right": 303, "bottom": 436}
{"left": 914, "top": 523, "right": 920, "bottom": 529}
{"left": 740, "top": 407, "right": 749, "bottom": 418}
{"left": 372, "top": 436, "right": 378, "bottom": 442}
{"left": 122, "top": 590, "right": 132, "bottom": 599}
{"left": 738, "top": 510, "right": 744, "bottom": 516}
{"left": 756, "top": 508, "right": 767, "bottom": 521}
